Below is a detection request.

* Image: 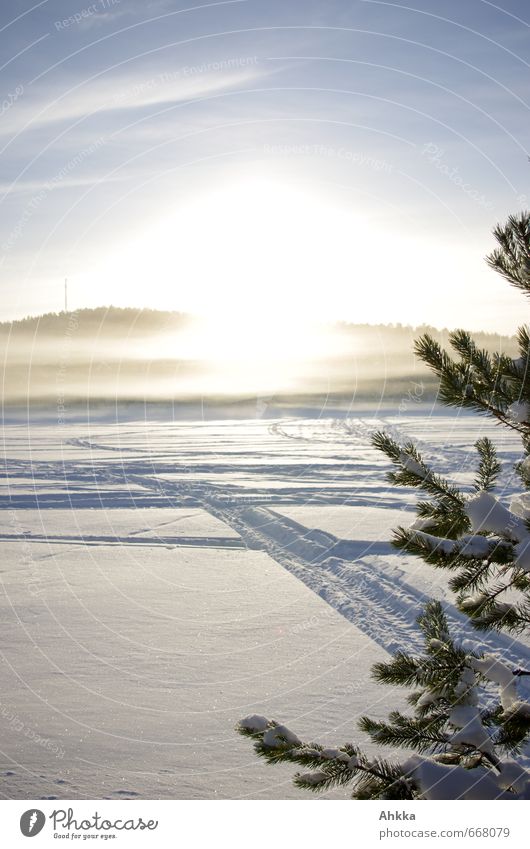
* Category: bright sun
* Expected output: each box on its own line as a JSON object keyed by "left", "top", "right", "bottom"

{"left": 92, "top": 175, "right": 370, "bottom": 317}
{"left": 81, "top": 173, "right": 472, "bottom": 394}
{"left": 87, "top": 176, "right": 360, "bottom": 392}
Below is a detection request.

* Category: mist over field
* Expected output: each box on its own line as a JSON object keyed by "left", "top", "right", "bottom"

{"left": 0, "top": 307, "right": 517, "bottom": 409}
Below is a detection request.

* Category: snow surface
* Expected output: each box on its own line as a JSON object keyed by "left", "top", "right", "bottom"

{"left": 514, "top": 539, "right": 530, "bottom": 573}
{"left": 507, "top": 402, "right": 530, "bottom": 425}
{"left": 1, "top": 410, "right": 529, "bottom": 799}
{"left": 465, "top": 491, "right": 527, "bottom": 542}
{"left": 403, "top": 755, "right": 516, "bottom": 800}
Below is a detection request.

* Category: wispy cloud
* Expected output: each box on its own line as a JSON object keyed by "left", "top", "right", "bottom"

{"left": 0, "top": 58, "right": 265, "bottom": 140}
{"left": 0, "top": 172, "right": 129, "bottom": 195}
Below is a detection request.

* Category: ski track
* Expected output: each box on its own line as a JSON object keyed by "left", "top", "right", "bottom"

{"left": 124, "top": 479, "right": 530, "bottom": 669}
{"left": 7, "top": 415, "right": 529, "bottom": 671}
{"left": 77, "top": 415, "right": 529, "bottom": 670}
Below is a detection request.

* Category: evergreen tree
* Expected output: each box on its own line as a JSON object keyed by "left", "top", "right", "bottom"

{"left": 237, "top": 212, "right": 530, "bottom": 799}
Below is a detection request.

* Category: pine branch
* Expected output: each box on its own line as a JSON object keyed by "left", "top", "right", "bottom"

{"left": 359, "top": 711, "right": 449, "bottom": 753}
{"left": 458, "top": 595, "right": 529, "bottom": 634}
{"left": 474, "top": 438, "right": 502, "bottom": 492}
{"left": 414, "top": 499, "right": 469, "bottom": 538}
{"left": 237, "top": 602, "right": 530, "bottom": 797}
{"left": 371, "top": 431, "right": 467, "bottom": 512}
{"left": 449, "top": 560, "right": 493, "bottom": 594}
{"left": 486, "top": 212, "right": 530, "bottom": 296}
{"left": 417, "top": 600, "right": 451, "bottom": 642}
{"left": 391, "top": 527, "right": 513, "bottom": 569}
{"left": 236, "top": 720, "right": 416, "bottom": 798}
{"left": 412, "top": 328, "right": 530, "bottom": 434}
{"left": 351, "top": 760, "right": 414, "bottom": 800}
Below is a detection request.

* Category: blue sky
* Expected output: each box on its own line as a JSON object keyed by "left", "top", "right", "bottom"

{"left": 1, "top": 0, "right": 529, "bottom": 331}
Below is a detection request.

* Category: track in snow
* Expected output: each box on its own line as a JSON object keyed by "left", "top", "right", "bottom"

{"left": 14, "top": 414, "right": 530, "bottom": 668}
{"left": 117, "top": 474, "right": 530, "bottom": 669}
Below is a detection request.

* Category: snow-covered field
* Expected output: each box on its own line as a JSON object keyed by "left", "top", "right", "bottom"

{"left": 1, "top": 409, "right": 529, "bottom": 799}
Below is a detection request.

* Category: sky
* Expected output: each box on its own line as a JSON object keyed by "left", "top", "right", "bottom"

{"left": 0, "top": 0, "right": 529, "bottom": 333}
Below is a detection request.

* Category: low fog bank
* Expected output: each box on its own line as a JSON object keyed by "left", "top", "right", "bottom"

{"left": 1, "top": 307, "right": 516, "bottom": 407}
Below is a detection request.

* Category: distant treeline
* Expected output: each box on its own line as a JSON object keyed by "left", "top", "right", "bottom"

{"left": 0, "top": 306, "right": 189, "bottom": 337}
{"left": 0, "top": 307, "right": 517, "bottom": 405}
{"left": 0, "top": 308, "right": 515, "bottom": 349}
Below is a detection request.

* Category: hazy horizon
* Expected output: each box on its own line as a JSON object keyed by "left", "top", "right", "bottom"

{"left": 0, "top": 304, "right": 518, "bottom": 404}
{"left": 0, "top": 302, "right": 521, "bottom": 336}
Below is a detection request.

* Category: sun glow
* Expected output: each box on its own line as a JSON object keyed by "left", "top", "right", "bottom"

{"left": 152, "top": 312, "right": 344, "bottom": 395}
{"left": 84, "top": 175, "right": 361, "bottom": 393}
{"left": 79, "top": 172, "right": 478, "bottom": 395}
{"left": 143, "top": 175, "right": 364, "bottom": 320}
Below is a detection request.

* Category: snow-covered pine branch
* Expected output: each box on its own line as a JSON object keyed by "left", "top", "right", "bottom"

{"left": 387, "top": 474, "right": 530, "bottom": 634}
{"left": 237, "top": 603, "right": 530, "bottom": 798}
{"left": 373, "top": 408, "right": 530, "bottom": 635}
